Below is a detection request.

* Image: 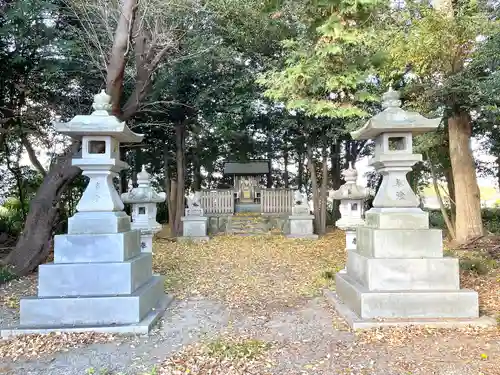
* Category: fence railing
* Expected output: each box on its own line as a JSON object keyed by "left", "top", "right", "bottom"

{"left": 200, "top": 189, "right": 235, "bottom": 214}
{"left": 260, "top": 188, "right": 294, "bottom": 214}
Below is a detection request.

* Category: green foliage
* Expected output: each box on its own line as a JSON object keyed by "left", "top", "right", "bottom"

{"left": 429, "top": 208, "right": 500, "bottom": 235}
{"left": 257, "top": 0, "right": 386, "bottom": 118}
{"left": 459, "top": 258, "right": 492, "bottom": 275}
{"left": 0, "top": 265, "right": 17, "bottom": 285}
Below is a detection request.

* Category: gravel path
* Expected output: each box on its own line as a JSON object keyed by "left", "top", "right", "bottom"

{"left": 1, "top": 296, "right": 353, "bottom": 374}
{"left": 2, "top": 294, "right": 499, "bottom": 375}
{"left": 2, "top": 297, "right": 233, "bottom": 374}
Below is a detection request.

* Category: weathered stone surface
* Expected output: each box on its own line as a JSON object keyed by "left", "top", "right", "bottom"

{"left": 356, "top": 227, "right": 443, "bottom": 258}
{"left": 364, "top": 209, "right": 429, "bottom": 230}
{"left": 38, "top": 253, "right": 153, "bottom": 297}
{"left": 68, "top": 211, "right": 131, "bottom": 234}
{"left": 346, "top": 251, "right": 459, "bottom": 291}
{"left": 20, "top": 276, "right": 164, "bottom": 327}
{"left": 181, "top": 216, "right": 208, "bottom": 238}
{"left": 336, "top": 271, "right": 479, "bottom": 319}
{"left": 288, "top": 214, "right": 316, "bottom": 239}
{"left": 54, "top": 231, "right": 141, "bottom": 263}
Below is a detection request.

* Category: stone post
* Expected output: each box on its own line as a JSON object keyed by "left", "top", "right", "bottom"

{"left": 326, "top": 89, "right": 489, "bottom": 329}
{"left": 181, "top": 191, "right": 209, "bottom": 241}
{"left": 2, "top": 91, "right": 171, "bottom": 337}
{"left": 121, "top": 166, "right": 167, "bottom": 253}
{"left": 330, "top": 163, "right": 369, "bottom": 252}
{"left": 287, "top": 191, "right": 318, "bottom": 239}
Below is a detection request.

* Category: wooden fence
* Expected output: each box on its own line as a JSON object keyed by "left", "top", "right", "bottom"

{"left": 260, "top": 188, "right": 294, "bottom": 214}
{"left": 199, "top": 189, "right": 235, "bottom": 214}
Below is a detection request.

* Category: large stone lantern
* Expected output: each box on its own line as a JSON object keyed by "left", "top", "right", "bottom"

{"left": 121, "top": 166, "right": 166, "bottom": 253}
{"left": 326, "top": 89, "right": 488, "bottom": 329}
{"left": 330, "top": 163, "right": 369, "bottom": 252}
{"left": 2, "top": 91, "right": 170, "bottom": 337}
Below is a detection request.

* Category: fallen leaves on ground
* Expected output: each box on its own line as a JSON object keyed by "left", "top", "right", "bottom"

{"left": 0, "top": 274, "right": 37, "bottom": 307}
{"left": 154, "top": 231, "right": 346, "bottom": 312}
{"left": 349, "top": 325, "right": 500, "bottom": 375}
{"left": 158, "top": 336, "right": 273, "bottom": 375}
{"left": 0, "top": 332, "right": 115, "bottom": 361}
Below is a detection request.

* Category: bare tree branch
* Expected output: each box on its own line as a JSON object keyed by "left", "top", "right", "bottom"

{"left": 21, "top": 135, "right": 48, "bottom": 177}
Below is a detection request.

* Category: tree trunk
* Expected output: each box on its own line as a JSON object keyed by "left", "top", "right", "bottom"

{"left": 297, "top": 152, "right": 304, "bottom": 190}
{"left": 427, "top": 152, "right": 456, "bottom": 240}
{"left": 448, "top": 111, "right": 483, "bottom": 243}
{"left": 172, "top": 123, "right": 186, "bottom": 236}
{"left": 318, "top": 148, "right": 328, "bottom": 235}
{"left": 330, "top": 141, "right": 342, "bottom": 223}
{"left": 443, "top": 166, "right": 456, "bottom": 229}
{"left": 283, "top": 147, "right": 289, "bottom": 188}
{"left": 163, "top": 144, "right": 174, "bottom": 226}
{"left": 106, "top": 0, "right": 138, "bottom": 115}
{"left": 193, "top": 151, "right": 202, "bottom": 191}
{"left": 307, "top": 144, "right": 319, "bottom": 233}
{"left": 6, "top": 142, "right": 82, "bottom": 276}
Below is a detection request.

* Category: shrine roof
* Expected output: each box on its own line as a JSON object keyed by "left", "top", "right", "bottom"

{"left": 223, "top": 160, "right": 270, "bottom": 175}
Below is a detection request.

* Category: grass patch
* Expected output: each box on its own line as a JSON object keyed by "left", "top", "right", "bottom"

{"left": 0, "top": 265, "right": 17, "bottom": 285}
{"left": 206, "top": 338, "right": 270, "bottom": 361}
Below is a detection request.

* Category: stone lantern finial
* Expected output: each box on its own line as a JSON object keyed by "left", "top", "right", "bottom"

{"left": 137, "top": 165, "right": 150, "bottom": 185}
{"left": 92, "top": 90, "right": 112, "bottom": 114}
{"left": 342, "top": 163, "right": 358, "bottom": 183}
{"left": 381, "top": 87, "right": 401, "bottom": 109}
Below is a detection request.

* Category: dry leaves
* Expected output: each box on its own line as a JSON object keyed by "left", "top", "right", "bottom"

{"left": 158, "top": 336, "right": 273, "bottom": 375}
{"left": 154, "top": 231, "right": 346, "bottom": 312}
{"left": 0, "top": 332, "right": 115, "bottom": 361}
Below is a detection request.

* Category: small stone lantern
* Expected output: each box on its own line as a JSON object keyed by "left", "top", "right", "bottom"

{"left": 330, "top": 163, "right": 369, "bottom": 252}
{"left": 121, "top": 166, "right": 166, "bottom": 253}
{"left": 326, "top": 88, "right": 485, "bottom": 329}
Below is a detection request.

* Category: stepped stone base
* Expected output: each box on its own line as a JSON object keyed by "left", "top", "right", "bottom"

{"left": 1, "top": 293, "right": 173, "bottom": 338}
{"left": 335, "top": 271, "right": 479, "bottom": 319}
{"left": 228, "top": 215, "right": 269, "bottom": 235}
{"left": 329, "top": 208, "right": 483, "bottom": 328}
{"left": 0, "top": 212, "right": 170, "bottom": 338}
{"left": 325, "top": 290, "right": 495, "bottom": 330}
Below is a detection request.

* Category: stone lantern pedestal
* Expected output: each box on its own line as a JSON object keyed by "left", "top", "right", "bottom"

{"left": 121, "top": 166, "right": 166, "bottom": 253}
{"left": 331, "top": 163, "right": 369, "bottom": 253}
{"left": 325, "top": 89, "right": 493, "bottom": 329}
{"left": 1, "top": 91, "right": 171, "bottom": 338}
{"left": 180, "top": 192, "right": 209, "bottom": 241}
{"left": 287, "top": 191, "right": 318, "bottom": 239}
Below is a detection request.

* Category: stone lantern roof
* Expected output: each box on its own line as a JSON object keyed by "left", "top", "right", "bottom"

{"left": 330, "top": 163, "right": 369, "bottom": 201}
{"left": 351, "top": 88, "right": 441, "bottom": 140}
{"left": 54, "top": 90, "right": 143, "bottom": 143}
{"left": 121, "top": 166, "right": 166, "bottom": 204}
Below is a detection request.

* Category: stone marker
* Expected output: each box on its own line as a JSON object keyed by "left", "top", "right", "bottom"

{"left": 330, "top": 163, "right": 370, "bottom": 252}
{"left": 121, "top": 166, "right": 166, "bottom": 253}
{"left": 325, "top": 88, "right": 493, "bottom": 329}
{"left": 181, "top": 191, "right": 209, "bottom": 241}
{"left": 1, "top": 91, "right": 172, "bottom": 338}
{"left": 287, "top": 191, "right": 318, "bottom": 239}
